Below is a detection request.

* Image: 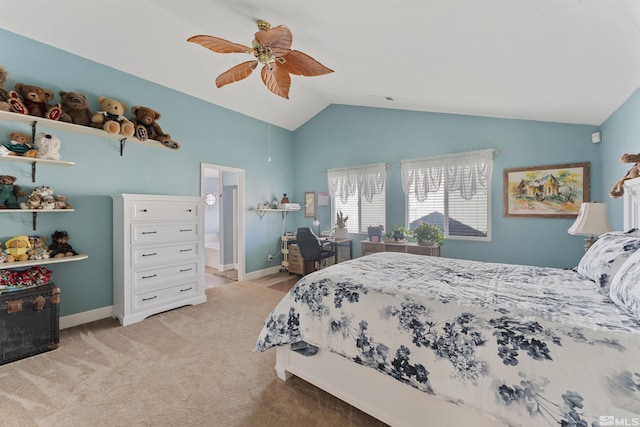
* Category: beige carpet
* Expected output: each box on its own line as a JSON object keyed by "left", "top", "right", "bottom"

{"left": 0, "top": 273, "right": 387, "bottom": 427}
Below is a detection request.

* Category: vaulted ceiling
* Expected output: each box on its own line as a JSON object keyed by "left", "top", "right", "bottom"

{"left": 1, "top": 0, "right": 639, "bottom": 130}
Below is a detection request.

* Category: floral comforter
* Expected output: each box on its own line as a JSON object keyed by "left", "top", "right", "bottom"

{"left": 256, "top": 252, "right": 640, "bottom": 426}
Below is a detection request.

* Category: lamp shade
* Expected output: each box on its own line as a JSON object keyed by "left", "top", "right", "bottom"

{"left": 568, "top": 202, "right": 612, "bottom": 236}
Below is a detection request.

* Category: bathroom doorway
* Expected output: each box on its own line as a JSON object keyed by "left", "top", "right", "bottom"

{"left": 201, "top": 163, "right": 245, "bottom": 283}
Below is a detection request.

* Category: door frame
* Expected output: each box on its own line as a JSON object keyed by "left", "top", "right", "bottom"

{"left": 201, "top": 163, "right": 245, "bottom": 282}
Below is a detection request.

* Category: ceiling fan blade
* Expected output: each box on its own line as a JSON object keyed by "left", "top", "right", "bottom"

{"left": 215, "top": 61, "right": 258, "bottom": 88}
{"left": 254, "top": 25, "right": 292, "bottom": 56}
{"left": 279, "top": 50, "right": 334, "bottom": 76}
{"left": 188, "top": 35, "right": 254, "bottom": 54}
{"left": 261, "top": 63, "right": 291, "bottom": 99}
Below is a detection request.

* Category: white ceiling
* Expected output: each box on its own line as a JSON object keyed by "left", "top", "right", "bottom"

{"left": 1, "top": 0, "right": 639, "bottom": 131}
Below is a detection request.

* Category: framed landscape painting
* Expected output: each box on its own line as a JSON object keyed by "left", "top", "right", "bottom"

{"left": 503, "top": 162, "right": 590, "bottom": 218}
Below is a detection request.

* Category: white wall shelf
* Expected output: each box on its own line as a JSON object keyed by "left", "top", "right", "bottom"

{"left": 0, "top": 110, "right": 167, "bottom": 155}
{"left": 0, "top": 155, "right": 74, "bottom": 182}
{"left": 0, "top": 253, "right": 88, "bottom": 270}
{"left": 0, "top": 209, "right": 75, "bottom": 230}
{"left": 256, "top": 207, "right": 301, "bottom": 219}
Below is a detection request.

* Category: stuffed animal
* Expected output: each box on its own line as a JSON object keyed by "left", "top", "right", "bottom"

{"left": 4, "top": 235, "right": 31, "bottom": 262}
{"left": 32, "top": 185, "right": 53, "bottom": 198}
{"left": 27, "top": 236, "right": 50, "bottom": 260}
{"left": 0, "top": 175, "right": 25, "bottom": 209}
{"left": 91, "top": 96, "right": 134, "bottom": 137}
{"left": 0, "top": 66, "right": 11, "bottom": 112}
{"left": 8, "top": 83, "right": 63, "bottom": 120}
{"left": 609, "top": 153, "right": 640, "bottom": 198}
{"left": 131, "top": 105, "right": 181, "bottom": 150}
{"left": 0, "top": 132, "right": 38, "bottom": 157}
{"left": 41, "top": 195, "right": 55, "bottom": 210}
{"left": 49, "top": 230, "right": 78, "bottom": 258}
{"left": 59, "top": 91, "right": 93, "bottom": 126}
{"left": 33, "top": 132, "right": 61, "bottom": 160}
{"left": 20, "top": 190, "right": 42, "bottom": 210}
{"left": 54, "top": 194, "right": 73, "bottom": 209}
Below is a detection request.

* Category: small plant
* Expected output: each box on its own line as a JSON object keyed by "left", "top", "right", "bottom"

{"left": 411, "top": 222, "right": 445, "bottom": 246}
{"left": 390, "top": 225, "right": 410, "bottom": 241}
{"left": 335, "top": 209, "right": 348, "bottom": 229}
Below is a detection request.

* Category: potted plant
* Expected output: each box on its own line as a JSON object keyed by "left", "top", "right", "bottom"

{"left": 334, "top": 209, "right": 349, "bottom": 238}
{"left": 411, "top": 222, "right": 445, "bottom": 246}
{"left": 390, "top": 225, "right": 410, "bottom": 242}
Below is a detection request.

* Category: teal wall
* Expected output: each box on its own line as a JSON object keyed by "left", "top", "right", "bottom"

{"left": 2, "top": 28, "right": 636, "bottom": 319}
{"left": 292, "top": 105, "right": 602, "bottom": 268}
{"left": 0, "top": 30, "right": 295, "bottom": 316}
{"left": 601, "top": 88, "right": 640, "bottom": 230}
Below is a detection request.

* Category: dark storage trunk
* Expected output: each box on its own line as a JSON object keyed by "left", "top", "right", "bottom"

{"left": 0, "top": 283, "right": 60, "bottom": 365}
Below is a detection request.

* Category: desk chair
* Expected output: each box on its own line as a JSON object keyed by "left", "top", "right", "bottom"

{"left": 296, "top": 227, "right": 335, "bottom": 271}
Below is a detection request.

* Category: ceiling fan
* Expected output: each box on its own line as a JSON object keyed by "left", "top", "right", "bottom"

{"left": 188, "top": 20, "right": 333, "bottom": 99}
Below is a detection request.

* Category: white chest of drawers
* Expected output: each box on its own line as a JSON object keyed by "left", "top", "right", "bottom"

{"left": 112, "top": 194, "right": 207, "bottom": 326}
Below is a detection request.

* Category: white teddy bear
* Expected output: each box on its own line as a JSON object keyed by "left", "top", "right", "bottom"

{"left": 33, "top": 132, "right": 61, "bottom": 160}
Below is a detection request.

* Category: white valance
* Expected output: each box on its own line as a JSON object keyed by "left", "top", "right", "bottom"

{"left": 400, "top": 149, "right": 495, "bottom": 202}
{"left": 327, "top": 163, "right": 386, "bottom": 203}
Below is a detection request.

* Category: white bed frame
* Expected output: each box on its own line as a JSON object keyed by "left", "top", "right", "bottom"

{"left": 274, "top": 178, "right": 640, "bottom": 427}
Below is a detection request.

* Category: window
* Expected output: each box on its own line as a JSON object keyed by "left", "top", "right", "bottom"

{"left": 332, "top": 187, "right": 386, "bottom": 233}
{"left": 327, "top": 163, "right": 387, "bottom": 234}
{"left": 401, "top": 150, "right": 494, "bottom": 241}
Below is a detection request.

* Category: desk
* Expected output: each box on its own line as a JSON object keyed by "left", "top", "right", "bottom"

{"left": 287, "top": 238, "right": 353, "bottom": 275}
{"left": 360, "top": 240, "right": 440, "bottom": 257}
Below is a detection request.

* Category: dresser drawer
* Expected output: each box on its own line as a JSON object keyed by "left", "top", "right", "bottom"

{"left": 406, "top": 245, "right": 440, "bottom": 256}
{"left": 132, "top": 281, "right": 199, "bottom": 313}
{"left": 132, "top": 222, "right": 200, "bottom": 244}
{"left": 132, "top": 242, "right": 200, "bottom": 267}
{"left": 132, "top": 262, "right": 199, "bottom": 289}
{"left": 361, "top": 242, "right": 384, "bottom": 254}
{"left": 131, "top": 200, "right": 201, "bottom": 222}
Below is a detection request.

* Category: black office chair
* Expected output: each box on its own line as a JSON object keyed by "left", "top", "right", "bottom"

{"left": 296, "top": 227, "right": 335, "bottom": 271}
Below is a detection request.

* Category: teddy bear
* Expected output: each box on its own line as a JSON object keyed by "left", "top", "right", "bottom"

{"left": 49, "top": 230, "right": 78, "bottom": 258}
{"left": 0, "top": 175, "right": 25, "bottom": 209}
{"left": 8, "top": 83, "right": 63, "bottom": 120}
{"left": 130, "top": 105, "right": 181, "bottom": 150}
{"left": 609, "top": 153, "right": 640, "bottom": 198}
{"left": 58, "top": 91, "right": 93, "bottom": 126}
{"left": 4, "top": 235, "right": 31, "bottom": 262}
{"left": 27, "top": 236, "right": 50, "bottom": 261}
{"left": 0, "top": 132, "right": 38, "bottom": 157}
{"left": 0, "top": 66, "right": 11, "bottom": 112}
{"left": 20, "top": 190, "right": 42, "bottom": 210}
{"left": 54, "top": 194, "right": 73, "bottom": 209}
{"left": 33, "top": 132, "right": 61, "bottom": 160}
{"left": 91, "top": 96, "right": 134, "bottom": 137}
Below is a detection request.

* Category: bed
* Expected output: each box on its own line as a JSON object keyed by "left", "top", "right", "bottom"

{"left": 256, "top": 180, "right": 640, "bottom": 427}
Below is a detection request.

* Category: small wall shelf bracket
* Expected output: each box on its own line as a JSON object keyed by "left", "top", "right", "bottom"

{"left": 120, "top": 138, "right": 126, "bottom": 156}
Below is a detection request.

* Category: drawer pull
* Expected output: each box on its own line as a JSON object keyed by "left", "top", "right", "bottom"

{"left": 180, "top": 268, "right": 193, "bottom": 272}
{"left": 141, "top": 209, "right": 148, "bottom": 212}
{"left": 180, "top": 229, "right": 193, "bottom": 232}
{"left": 180, "top": 287, "right": 193, "bottom": 292}
{"left": 142, "top": 295, "right": 157, "bottom": 301}
{"left": 142, "top": 231, "right": 157, "bottom": 235}
{"left": 179, "top": 248, "right": 193, "bottom": 252}
{"left": 142, "top": 274, "right": 157, "bottom": 279}
{"left": 142, "top": 252, "right": 157, "bottom": 257}
{"left": 187, "top": 209, "right": 192, "bottom": 212}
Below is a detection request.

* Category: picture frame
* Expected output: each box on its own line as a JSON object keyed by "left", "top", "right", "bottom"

{"left": 304, "top": 192, "right": 316, "bottom": 217}
{"left": 503, "top": 162, "right": 590, "bottom": 218}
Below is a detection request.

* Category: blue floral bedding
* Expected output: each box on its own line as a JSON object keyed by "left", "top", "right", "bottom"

{"left": 256, "top": 252, "right": 640, "bottom": 426}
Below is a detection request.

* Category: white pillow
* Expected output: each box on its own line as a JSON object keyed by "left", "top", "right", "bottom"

{"left": 609, "top": 248, "right": 640, "bottom": 322}
{"left": 576, "top": 230, "right": 640, "bottom": 294}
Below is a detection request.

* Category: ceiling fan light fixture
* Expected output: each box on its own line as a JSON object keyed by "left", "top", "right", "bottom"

{"left": 188, "top": 19, "right": 333, "bottom": 99}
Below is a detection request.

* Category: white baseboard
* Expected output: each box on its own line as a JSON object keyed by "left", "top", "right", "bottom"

{"left": 243, "top": 265, "right": 283, "bottom": 281}
{"left": 60, "top": 306, "right": 113, "bottom": 330}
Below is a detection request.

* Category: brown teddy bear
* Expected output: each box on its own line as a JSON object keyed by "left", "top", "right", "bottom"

{"left": 91, "top": 96, "right": 134, "bottom": 137}
{"left": 4, "top": 235, "right": 31, "bottom": 262}
{"left": 130, "top": 105, "right": 180, "bottom": 150}
{"left": 59, "top": 91, "right": 93, "bottom": 126}
{"left": 0, "top": 65, "right": 11, "bottom": 112}
{"left": 609, "top": 153, "right": 640, "bottom": 198}
{"left": 0, "top": 175, "right": 25, "bottom": 209}
{"left": 1, "top": 132, "right": 38, "bottom": 157}
{"left": 9, "top": 83, "right": 63, "bottom": 120}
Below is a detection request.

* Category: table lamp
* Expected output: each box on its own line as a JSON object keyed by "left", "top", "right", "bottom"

{"left": 568, "top": 202, "right": 612, "bottom": 251}
{"left": 312, "top": 217, "right": 320, "bottom": 235}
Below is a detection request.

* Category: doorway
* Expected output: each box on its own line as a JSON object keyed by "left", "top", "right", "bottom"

{"left": 201, "top": 163, "right": 245, "bottom": 283}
